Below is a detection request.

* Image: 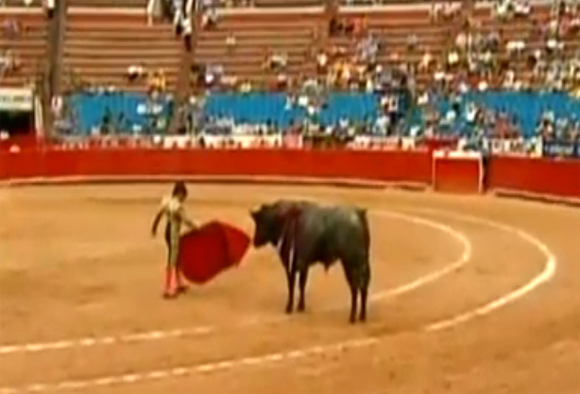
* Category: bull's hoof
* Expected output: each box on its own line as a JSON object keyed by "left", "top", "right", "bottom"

{"left": 297, "top": 303, "right": 305, "bottom": 312}
{"left": 349, "top": 316, "right": 356, "bottom": 324}
{"left": 285, "top": 305, "right": 294, "bottom": 314}
{"left": 359, "top": 315, "right": 367, "bottom": 323}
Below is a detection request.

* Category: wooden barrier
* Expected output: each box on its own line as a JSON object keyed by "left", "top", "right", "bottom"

{"left": 1, "top": 147, "right": 579, "bottom": 203}
{"left": 487, "top": 156, "right": 580, "bottom": 201}
{"left": 0, "top": 148, "right": 433, "bottom": 186}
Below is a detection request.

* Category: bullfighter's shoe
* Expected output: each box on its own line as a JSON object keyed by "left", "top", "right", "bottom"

{"left": 163, "top": 291, "right": 178, "bottom": 299}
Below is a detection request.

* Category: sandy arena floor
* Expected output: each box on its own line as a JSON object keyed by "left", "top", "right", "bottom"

{"left": 0, "top": 183, "right": 578, "bottom": 394}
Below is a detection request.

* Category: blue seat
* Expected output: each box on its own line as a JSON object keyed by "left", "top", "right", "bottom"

{"left": 68, "top": 92, "right": 172, "bottom": 134}
{"left": 430, "top": 92, "right": 580, "bottom": 137}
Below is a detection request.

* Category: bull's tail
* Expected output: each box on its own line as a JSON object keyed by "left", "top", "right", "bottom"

{"left": 357, "top": 208, "right": 370, "bottom": 254}
{"left": 356, "top": 208, "right": 371, "bottom": 291}
{"left": 356, "top": 208, "right": 371, "bottom": 322}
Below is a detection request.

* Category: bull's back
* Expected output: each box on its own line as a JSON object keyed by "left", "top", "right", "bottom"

{"left": 308, "top": 206, "right": 369, "bottom": 263}
{"left": 273, "top": 200, "right": 369, "bottom": 266}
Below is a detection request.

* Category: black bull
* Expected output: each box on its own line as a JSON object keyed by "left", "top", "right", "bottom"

{"left": 250, "top": 200, "right": 371, "bottom": 323}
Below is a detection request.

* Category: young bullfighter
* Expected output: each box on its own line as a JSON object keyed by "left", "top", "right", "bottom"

{"left": 151, "top": 181, "right": 196, "bottom": 299}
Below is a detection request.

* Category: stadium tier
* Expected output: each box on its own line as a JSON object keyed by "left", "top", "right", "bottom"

{"left": 0, "top": 8, "right": 47, "bottom": 88}
{"left": 0, "top": 0, "right": 579, "bottom": 152}
{"left": 62, "top": 12, "right": 181, "bottom": 92}
{"left": 195, "top": 11, "right": 320, "bottom": 86}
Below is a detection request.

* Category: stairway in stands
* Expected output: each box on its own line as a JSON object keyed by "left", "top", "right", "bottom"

{"left": 62, "top": 9, "right": 182, "bottom": 93}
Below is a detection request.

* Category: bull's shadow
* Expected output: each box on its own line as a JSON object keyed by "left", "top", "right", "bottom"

{"left": 250, "top": 199, "right": 371, "bottom": 324}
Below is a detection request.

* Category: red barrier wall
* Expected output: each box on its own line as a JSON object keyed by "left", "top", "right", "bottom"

{"left": 433, "top": 156, "right": 482, "bottom": 194}
{"left": 0, "top": 148, "right": 433, "bottom": 185}
{"left": 488, "top": 156, "right": 580, "bottom": 200}
{"left": 1, "top": 148, "right": 579, "bottom": 203}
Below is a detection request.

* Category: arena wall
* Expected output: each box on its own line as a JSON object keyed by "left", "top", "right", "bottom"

{"left": 487, "top": 156, "right": 580, "bottom": 202}
{"left": 0, "top": 148, "right": 579, "bottom": 204}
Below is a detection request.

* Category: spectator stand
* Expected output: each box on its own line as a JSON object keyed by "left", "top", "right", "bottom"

{"left": 35, "top": 0, "right": 577, "bottom": 162}
{"left": 193, "top": 6, "right": 324, "bottom": 91}
{"left": 0, "top": 4, "right": 47, "bottom": 88}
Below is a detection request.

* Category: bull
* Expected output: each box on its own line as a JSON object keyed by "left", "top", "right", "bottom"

{"left": 250, "top": 200, "right": 371, "bottom": 323}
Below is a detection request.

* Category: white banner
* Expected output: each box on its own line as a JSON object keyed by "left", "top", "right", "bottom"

{"left": 0, "top": 88, "right": 33, "bottom": 111}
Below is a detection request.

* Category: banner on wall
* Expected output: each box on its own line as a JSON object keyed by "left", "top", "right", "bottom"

{"left": 542, "top": 140, "right": 580, "bottom": 158}
{"left": 0, "top": 88, "right": 33, "bottom": 112}
{"left": 489, "top": 138, "right": 536, "bottom": 156}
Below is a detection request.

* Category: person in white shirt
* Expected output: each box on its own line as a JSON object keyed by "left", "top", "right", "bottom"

{"left": 374, "top": 113, "right": 389, "bottom": 135}
{"left": 506, "top": 39, "right": 526, "bottom": 55}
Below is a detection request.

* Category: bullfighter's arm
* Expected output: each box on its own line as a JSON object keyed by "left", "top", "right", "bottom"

{"left": 151, "top": 208, "right": 164, "bottom": 236}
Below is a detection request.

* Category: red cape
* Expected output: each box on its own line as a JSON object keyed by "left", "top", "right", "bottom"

{"left": 177, "top": 221, "right": 251, "bottom": 284}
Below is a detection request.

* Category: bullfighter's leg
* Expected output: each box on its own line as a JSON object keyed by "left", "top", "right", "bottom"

{"left": 297, "top": 267, "right": 309, "bottom": 312}
{"left": 359, "top": 262, "right": 371, "bottom": 322}
{"left": 164, "top": 266, "right": 177, "bottom": 299}
{"left": 164, "top": 240, "right": 179, "bottom": 299}
{"left": 285, "top": 267, "right": 297, "bottom": 314}
{"left": 176, "top": 266, "right": 188, "bottom": 294}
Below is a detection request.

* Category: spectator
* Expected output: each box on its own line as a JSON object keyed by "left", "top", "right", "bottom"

{"left": 2, "top": 19, "right": 20, "bottom": 39}
{"left": 447, "top": 49, "right": 460, "bottom": 68}
{"left": 265, "top": 51, "right": 288, "bottom": 71}
{"left": 420, "top": 51, "right": 433, "bottom": 71}
{"left": 546, "top": 37, "right": 564, "bottom": 54}
{"left": 407, "top": 34, "right": 418, "bottom": 51}
{"left": 506, "top": 39, "right": 526, "bottom": 56}
{"left": 148, "top": 69, "right": 166, "bottom": 94}
{"left": 494, "top": 0, "right": 511, "bottom": 20}
{"left": 182, "top": 17, "right": 192, "bottom": 50}
{"left": 226, "top": 32, "right": 236, "bottom": 53}
{"left": 204, "top": 64, "right": 224, "bottom": 87}
{"left": 201, "top": 7, "right": 218, "bottom": 29}
{"left": 0, "top": 50, "right": 19, "bottom": 76}
{"left": 43, "top": 0, "right": 55, "bottom": 18}
{"left": 430, "top": 3, "right": 442, "bottom": 22}
{"left": 172, "top": 0, "right": 185, "bottom": 34}
{"left": 513, "top": 0, "right": 531, "bottom": 16}
{"left": 127, "top": 64, "right": 146, "bottom": 82}
{"left": 316, "top": 49, "right": 329, "bottom": 73}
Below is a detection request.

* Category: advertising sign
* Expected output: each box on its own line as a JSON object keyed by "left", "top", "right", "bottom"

{"left": 542, "top": 140, "right": 579, "bottom": 158}
{"left": 0, "top": 88, "right": 34, "bottom": 112}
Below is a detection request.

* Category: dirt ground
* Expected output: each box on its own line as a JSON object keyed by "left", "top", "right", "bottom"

{"left": 0, "top": 183, "right": 578, "bottom": 394}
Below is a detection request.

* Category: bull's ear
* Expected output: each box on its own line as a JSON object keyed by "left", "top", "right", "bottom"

{"left": 250, "top": 209, "right": 259, "bottom": 221}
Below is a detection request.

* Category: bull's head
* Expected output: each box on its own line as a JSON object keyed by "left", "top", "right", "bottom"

{"left": 250, "top": 204, "right": 281, "bottom": 248}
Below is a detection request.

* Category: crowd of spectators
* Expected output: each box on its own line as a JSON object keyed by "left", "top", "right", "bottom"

{"left": 37, "top": 0, "right": 578, "bottom": 150}
{"left": 301, "top": 0, "right": 580, "bottom": 145}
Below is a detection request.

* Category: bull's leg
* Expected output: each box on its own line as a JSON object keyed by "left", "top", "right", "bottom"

{"left": 285, "top": 268, "right": 297, "bottom": 314}
{"left": 342, "top": 265, "right": 358, "bottom": 324}
{"left": 359, "top": 287, "right": 368, "bottom": 322}
{"left": 359, "top": 263, "right": 371, "bottom": 322}
{"left": 297, "top": 267, "right": 309, "bottom": 312}
{"left": 349, "top": 283, "right": 358, "bottom": 324}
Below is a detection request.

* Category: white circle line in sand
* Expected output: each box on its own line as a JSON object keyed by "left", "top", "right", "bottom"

{"left": 419, "top": 208, "right": 557, "bottom": 332}
{"left": 0, "top": 209, "right": 470, "bottom": 357}
{"left": 0, "top": 208, "right": 556, "bottom": 394}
